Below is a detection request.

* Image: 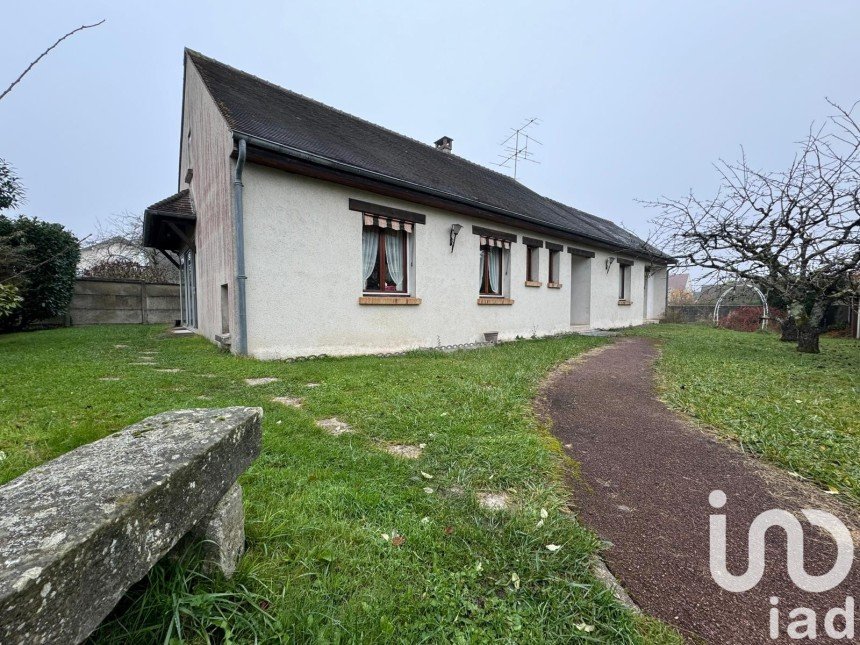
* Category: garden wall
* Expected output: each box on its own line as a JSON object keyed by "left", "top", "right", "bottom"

{"left": 34, "top": 278, "right": 180, "bottom": 327}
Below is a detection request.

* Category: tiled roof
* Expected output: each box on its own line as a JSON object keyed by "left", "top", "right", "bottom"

{"left": 186, "top": 49, "right": 668, "bottom": 259}
{"left": 144, "top": 189, "right": 195, "bottom": 218}
{"left": 668, "top": 273, "right": 691, "bottom": 292}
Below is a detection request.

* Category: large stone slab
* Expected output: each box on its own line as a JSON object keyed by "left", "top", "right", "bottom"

{"left": 0, "top": 407, "right": 262, "bottom": 644}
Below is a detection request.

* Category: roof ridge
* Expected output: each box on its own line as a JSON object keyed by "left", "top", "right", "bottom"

{"left": 184, "top": 49, "right": 536, "bottom": 191}
{"left": 181, "top": 49, "right": 669, "bottom": 260}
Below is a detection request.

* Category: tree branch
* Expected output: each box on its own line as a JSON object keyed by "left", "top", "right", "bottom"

{"left": 0, "top": 20, "right": 106, "bottom": 103}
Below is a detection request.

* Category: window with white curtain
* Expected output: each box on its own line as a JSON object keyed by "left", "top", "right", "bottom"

{"left": 479, "top": 239, "right": 508, "bottom": 296}
{"left": 362, "top": 220, "right": 411, "bottom": 294}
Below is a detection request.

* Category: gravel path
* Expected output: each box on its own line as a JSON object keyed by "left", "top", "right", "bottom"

{"left": 541, "top": 338, "right": 858, "bottom": 644}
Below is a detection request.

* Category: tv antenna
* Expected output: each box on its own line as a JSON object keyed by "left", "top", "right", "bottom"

{"left": 496, "top": 117, "right": 542, "bottom": 179}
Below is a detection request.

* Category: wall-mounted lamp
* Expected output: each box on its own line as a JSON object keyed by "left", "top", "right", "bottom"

{"left": 605, "top": 257, "right": 615, "bottom": 272}
{"left": 449, "top": 223, "right": 463, "bottom": 252}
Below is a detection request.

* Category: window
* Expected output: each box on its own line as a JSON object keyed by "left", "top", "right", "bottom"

{"left": 548, "top": 249, "right": 560, "bottom": 285}
{"left": 619, "top": 263, "right": 632, "bottom": 301}
{"left": 362, "top": 221, "right": 411, "bottom": 294}
{"left": 480, "top": 242, "right": 504, "bottom": 295}
{"left": 526, "top": 246, "right": 539, "bottom": 282}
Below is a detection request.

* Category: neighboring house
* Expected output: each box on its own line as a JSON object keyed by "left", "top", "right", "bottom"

{"left": 667, "top": 272, "right": 693, "bottom": 304}
{"left": 696, "top": 283, "right": 764, "bottom": 305}
{"left": 142, "top": 50, "right": 673, "bottom": 359}
{"left": 77, "top": 237, "right": 149, "bottom": 275}
{"left": 667, "top": 273, "right": 691, "bottom": 295}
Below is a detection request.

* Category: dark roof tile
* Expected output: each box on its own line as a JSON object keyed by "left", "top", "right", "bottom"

{"left": 186, "top": 49, "right": 667, "bottom": 259}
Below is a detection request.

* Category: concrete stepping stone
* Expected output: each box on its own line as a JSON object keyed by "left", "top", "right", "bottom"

{"left": 477, "top": 492, "right": 511, "bottom": 511}
{"left": 155, "top": 368, "right": 182, "bottom": 373}
{"left": 272, "top": 396, "right": 303, "bottom": 408}
{"left": 384, "top": 444, "right": 423, "bottom": 459}
{"left": 244, "top": 377, "right": 279, "bottom": 386}
{"left": 129, "top": 362, "right": 157, "bottom": 366}
{"left": 114, "top": 344, "right": 129, "bottom": 349}
{"left": 315, "top": 418, "right": 353, "bottom": 436}
{"left": 139, "top": 351, "right": 157, "bottom": 355}
{"left": 172, "top": 329, "right": 194, "bottom": 335}
{"left": 98, "top": 377, "right": 121, "bottom": 382}
{"left": 306, "top": 383, "right": 321, "bottom": 388}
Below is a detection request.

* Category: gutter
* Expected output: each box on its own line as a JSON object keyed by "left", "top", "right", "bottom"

{"left": 233, "top": 138, "right": 248, "bottom": 355}
{"left": 231, "top": 131, "right": 674, "bottom": 264}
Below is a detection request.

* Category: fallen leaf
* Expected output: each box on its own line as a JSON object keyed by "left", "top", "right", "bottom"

{"left": 420, "top": 471, "right": 434, "bottom": 480}
{"left": 423, "top": 487, "right": 434, "bottom": 494}
{"left": 826, "top": 486, "right": 840, "bottom": 495}
{"left": 540, "top": 508, "right": 548, "bottom": 519}
{"left": 511, "top": 572, "right": 520, "bottom": 590}
{"left": 545, "top": 544, "right": 562, "bottom": 552}
{"left": 574, "top": 623, "right": 595, "bottom": 633}
{"left": 444, "top": 526, "right": 454, "bottom": 535}
{"left": 536, "top": 519, "right": 545, "bottom": 529}
{"left": 381, "top": 533, "right": 390, "bottom": 541}
{"left": 391, "top": 535, "right": 406, "bottom": 547}
{"left": 418, "top": 443, "right": 427, "bottom": 449}
{"left": 420, "top": 517, "right": 430, "bottom": 524}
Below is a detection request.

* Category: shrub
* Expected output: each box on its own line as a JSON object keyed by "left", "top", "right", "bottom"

{"left": 719, "top": 306, "right": 786, "bottom": 333}
{"left": 0, "top": 215, "right": 79, "bottom": 331}
{"left": 0, "top": 284, "right": 22, "bottom": 318}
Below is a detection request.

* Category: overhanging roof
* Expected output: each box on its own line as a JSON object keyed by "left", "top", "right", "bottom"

{"left": 142, "top": 189, "right": 196, "bottom": 252}
{"left": 185, "top": 49, "right": 673, "bottom": 263}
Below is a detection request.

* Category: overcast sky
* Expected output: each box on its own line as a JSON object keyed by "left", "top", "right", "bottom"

{"left": 2, "top": 1, "right": 858, "bottom": 257}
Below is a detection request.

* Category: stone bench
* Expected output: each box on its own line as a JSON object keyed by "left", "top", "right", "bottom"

{"left": 0, "top": 407, "right": 262, "bottom": 644}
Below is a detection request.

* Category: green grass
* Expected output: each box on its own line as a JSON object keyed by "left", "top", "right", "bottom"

{"left": 630, "top": 324, "right": 860, "bottom": 504}
{"left": 0, "top": 326, "right": 679, "bottom": 644}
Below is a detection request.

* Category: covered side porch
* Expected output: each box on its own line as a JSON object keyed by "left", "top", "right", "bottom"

{"left": 142, "top": 189, "right": 197, "bottom": 329}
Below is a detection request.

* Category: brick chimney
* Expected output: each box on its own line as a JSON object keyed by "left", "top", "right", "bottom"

{"left": 434, "top": 136, "right": 453, "bottom": 153}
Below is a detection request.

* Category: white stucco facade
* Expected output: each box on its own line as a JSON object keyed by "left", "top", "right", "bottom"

{"left": 238, "top": 166, "right": 667, "bottom": 359}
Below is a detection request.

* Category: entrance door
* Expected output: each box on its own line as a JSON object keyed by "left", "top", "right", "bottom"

{"left": 570, "top": 255, "right": 591, "bottom": 326}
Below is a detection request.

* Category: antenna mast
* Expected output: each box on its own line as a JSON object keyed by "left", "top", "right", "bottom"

{"left": 495, "top": 117, "right": 542, "bottom": 179}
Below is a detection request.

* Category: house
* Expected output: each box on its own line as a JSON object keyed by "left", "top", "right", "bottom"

{"left": 667, "top": 272, "right": 693, "bottom": 304}
{"left": 142, "top": 50, "right": 673, "bottom": 359}
{"left": 77, "top": 237, "right": 149, "bottom": 275}
{"left": 78, "top": 236, "right": 179, "bottom": 282}
{"left": 667, "top": 273, "right": 691, "bottom": 295}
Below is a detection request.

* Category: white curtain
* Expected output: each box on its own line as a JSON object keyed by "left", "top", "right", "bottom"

{"left": 385, "top": 232, "right": 405, "bottom": 290}
{"left": 479, "top": 249, "right": 485, "bottom": 289}
{"left": 362, "top": 228, "right": 379, "bottom": 284}
{"left": 488, "top": 247, "right": 501, "bottom": 294}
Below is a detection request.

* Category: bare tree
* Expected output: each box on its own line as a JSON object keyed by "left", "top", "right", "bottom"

{"left": 645, "top": 100, "right": 860, "bottom": 353}
{"left": 84, "top": 211, "right": 178, "bottom": 283}
{"left": 0, "top": 20, "right": 105, "bottom": 103}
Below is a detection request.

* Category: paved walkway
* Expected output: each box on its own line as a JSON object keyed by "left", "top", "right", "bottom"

{"left": 541, "top": 338, "right": 858, "bottom": 644}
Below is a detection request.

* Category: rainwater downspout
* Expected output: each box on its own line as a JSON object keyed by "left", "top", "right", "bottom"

{"left": 233, "top": 138, "right": 248, "bottom": 355}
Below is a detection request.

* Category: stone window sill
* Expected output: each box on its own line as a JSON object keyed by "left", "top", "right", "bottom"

{"left": 547, "top": 282, "right": 562, "bottom": 289}
{"left": 524, "top": 280, "right": 542, "bottom": 287}
{"left": 359, "top": 296, "right": 422, "bottom": 305}
{"left": 478, "top": 297, "right": 515, "bottom": 305}
{"left": 618, "top": 299, "right": 632, "bottom": 306}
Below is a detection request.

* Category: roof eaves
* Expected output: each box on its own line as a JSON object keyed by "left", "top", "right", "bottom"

{"left": 234, "top": 130, "right": 669, "bottom": 262}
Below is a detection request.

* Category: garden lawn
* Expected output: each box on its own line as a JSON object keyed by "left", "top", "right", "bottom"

{"left": 0, "top": 326, "right": 679, "bottom": 644}
{"left": 631, "top": 324, "right": 860, "bottom": 505}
